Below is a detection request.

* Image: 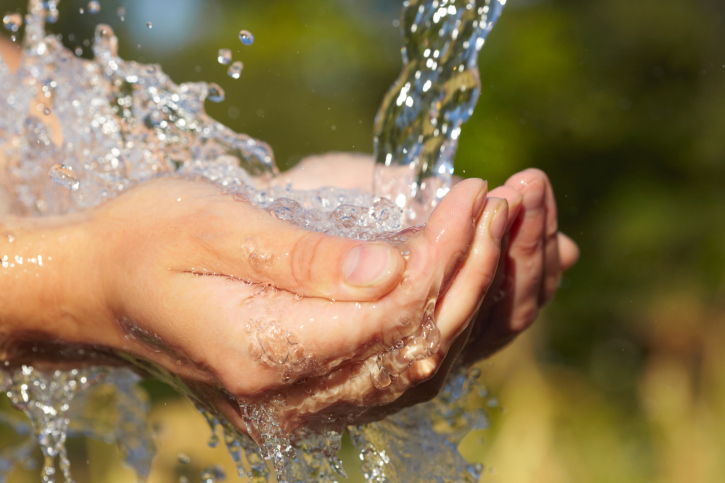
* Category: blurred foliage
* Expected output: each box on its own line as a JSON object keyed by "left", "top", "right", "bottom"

{"left": 1, "top": 0, "right": 725, "bottom": 481}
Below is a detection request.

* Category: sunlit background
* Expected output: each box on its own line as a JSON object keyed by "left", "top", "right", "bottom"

{"left": 1, "top": 0, "right": 725, "bottom": 481}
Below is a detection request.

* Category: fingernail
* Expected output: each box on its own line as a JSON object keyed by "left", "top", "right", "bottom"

{"left": 487, "top": 198, "right": 508, "bottom": 241}
{"left": 522, "top": 178, "right": 545, "bottom": 210}
{"left": 472, "top": 181, "right": 489, "bottom": 219}
{"left": 344, "top": 244, "right": 397, "bottom": 287}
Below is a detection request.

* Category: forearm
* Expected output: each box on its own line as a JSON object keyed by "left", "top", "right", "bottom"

{"left": 0, "top": 213, "right": 115, "bottom": 360}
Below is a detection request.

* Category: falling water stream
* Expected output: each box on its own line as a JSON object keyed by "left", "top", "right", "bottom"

{"left": 0, "top": 0, "right": 506, "bottom": 481}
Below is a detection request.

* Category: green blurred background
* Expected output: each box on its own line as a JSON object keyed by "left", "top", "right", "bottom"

{"left": 2, "top": 0, "right": 725, "bottom": 481}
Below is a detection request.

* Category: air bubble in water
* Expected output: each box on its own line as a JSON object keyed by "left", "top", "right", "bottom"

{"left": 227, "top": 61, "right": 243, "bottom": 79}
{"left": 207, "top": 83, "right": 225, "bottom": 103}
{"left": 200, "top": 464, "right": 226, "bottom": 482}
{"left": 48, "top": 164, "right": 80, "bottom": 191}
{"left": 79, "top": 7, "right": 85, "bottom": 14}
{"left": 238, "top": 29, "right": 254, "bottom": 45}
{"left": 217, "top": 48, "right": 231, "bottom": 65}
{"left": 3, "top": 13, "right": 22, "bottom": 32}
{"left": 146, "top": 22, "right": 152, "bottom": 28}
{"left": 74, "top": 47, "right": 83, "bottom": 56}
{"left": 177, "top": 453, "right": 190, "bottom": 464}
{"left": 117, "top": 6, "right": 126, "bottom": 21}
{"left": 88, "top": 1, "right": 100, "bottom": 14}
{"left": 43, "top": 107, "right": 51, "bottom": 116}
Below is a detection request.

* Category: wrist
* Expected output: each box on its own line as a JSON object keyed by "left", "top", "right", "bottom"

{"left": 0, "top": 213, "right": 116, "bottom": 360}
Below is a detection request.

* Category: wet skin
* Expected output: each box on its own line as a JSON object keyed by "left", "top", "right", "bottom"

{"left": 0, "top": 39, "right": 579, "bottom": 436}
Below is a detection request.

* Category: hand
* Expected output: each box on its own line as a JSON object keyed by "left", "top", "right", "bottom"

{"left": 462, "top": 168, "right": 580, "bottom": 363}
{"left": 279, "top": 155, "right": 579, "bottom": 420}
{"left": 280, "top": 154, "right": 579, "bottom": 360}
{"left": 0, "top": 175, "right": 500, "bottom": 438}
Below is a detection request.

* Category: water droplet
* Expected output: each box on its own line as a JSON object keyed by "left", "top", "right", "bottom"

{"left": 87, "top": 1, "right": 100, "bottom": 14}
{"left": 238, "top": 30, "right": 254, "bottom": 46}
{"left": 116, "top": 6, "right": 126, "bottom": 21}
{"left": 3, "top": 13, "right": 22, "bottom": 32}
{"left": 176, "top": 453, "right": 190, "bottom": 464}
{"left": 45, "top": 9, "right": 59, "bottom": 24}
{"left": 146, "top": 22, "right": 152, "bottom": 29}
{"left": 48, "top": 164, "right": 80, "bottom": 191}
{"left": 200, "top": 464, "right": 226, "bottom": 482}
{"left": 401, "top": 275, "right": 412, "bottom": 288}
{"left": 43, "top": 107, "right": 51, "bottom": 116}
{"left": 227, "top": 61, "right": 243, "bottom": 79}
{"left": 75, "top": 47, "right": 83, "bottom": 56}
{"left": 178, "top": 477, "right": 189, "bottom": 483}
{"left": 206, "top": 83, "right": 225, "bottom": 103}
{"left": 217, "top": 48, "right": 231, "bottom": 65}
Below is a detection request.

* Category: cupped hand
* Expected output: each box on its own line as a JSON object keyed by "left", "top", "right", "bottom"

{"left": 0, "top": 173, "right": 499, "bottom": 438}
{"left": 278, "top": 154, "right": 579, "bottom": 420}
{"left": 281, "top": 154, "right": 579, "bottom": 353}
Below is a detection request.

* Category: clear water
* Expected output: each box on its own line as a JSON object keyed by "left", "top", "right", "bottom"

{"left": 374, "top": 0, "right": 505, "bottom": 225}
{"left": 0, "top": 0, "right": 505, "bottom": 481}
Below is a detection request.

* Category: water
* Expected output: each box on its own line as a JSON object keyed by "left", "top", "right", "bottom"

{"left": 0, "top": 367, "right": 154, "bottom": 483}
{"left": 48, "top": 164, "right": 80, "bottom": 191}
{"left": 3, "top": 13, "right": 22, "bottom": 32}
{"left": 218, "top": 48, "right": 232, "bottom": 65}
{"left": 87, "top": 1, "right": 100, "bottom": 15}
{"left": 228, "top": 61, "right": 244, "bottom": 79}
{"left": 373, "top": 0, "right": 506, "bottom": 225}
{"left": 239, "top": 30, "right": 254, "bottom": 46}
{"left": 0, "top": 0, "right": 505, "bottom": 481}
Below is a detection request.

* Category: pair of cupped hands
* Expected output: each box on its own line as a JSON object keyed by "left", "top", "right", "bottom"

{"left": 3, "top": 154, "right": 578, "bottom": 436}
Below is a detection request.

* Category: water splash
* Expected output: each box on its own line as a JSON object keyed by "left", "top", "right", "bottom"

{"left": 3, "top": 13, "right": 22, "bottom": 33}
{"left": 350, "top": 368, "right": 490, "bottom": 483}
{"left": 373, "top": 0, "right": 506, "bottom": 225}
{"left": 0, "top": 0, "right": 506, "bottom": 481}
{"left": 0, "top": 367, "right": 154, "bottom": 483}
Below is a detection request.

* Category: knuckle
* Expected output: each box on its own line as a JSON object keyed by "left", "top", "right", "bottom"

{"left": 511, "top": 235, "right": 544, "bottom": 257}
{"left": 289, "top": 232, "right": 324, "bottom": 287}
{"left": 513, "top": 301, "right": 539, "bottom": 332}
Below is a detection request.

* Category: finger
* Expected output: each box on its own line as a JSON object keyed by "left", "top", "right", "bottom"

{"left": 202, "top": 194, "right": 406, "bottom": 302}
{"left": 409, "top": 178, "right": 488, "bottom": 294}
{"left": 434, "top": 198, "right": 507, "bottom": 349}
{"left": 558, "top": 232, "right": 580, "bottom": 270}
{"left": 488, "top": 185, "right": 524, "bottom": 231}
{"left": 498, "top": 169, "right": 547, "bottom": 331}
{"left": 521, "top": 169, "right": 562, "bottom": 305}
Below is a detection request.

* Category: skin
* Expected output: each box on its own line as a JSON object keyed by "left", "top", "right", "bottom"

{"left": 0, "top": 38, "right": 579, "bottom": 436}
